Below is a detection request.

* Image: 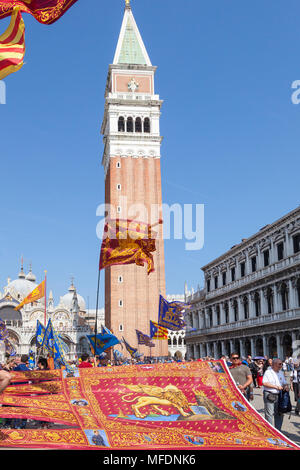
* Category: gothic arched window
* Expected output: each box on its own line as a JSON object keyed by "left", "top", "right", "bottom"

{"left": 118, "top": 116, "right": 125, "bottom": 132}
{"left": 144, "top": 117, "right": 150, "bottom": 133}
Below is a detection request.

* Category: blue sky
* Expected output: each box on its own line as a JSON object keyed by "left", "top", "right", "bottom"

{"left": 0, "top": 0, "right": 299, "bottom": 308}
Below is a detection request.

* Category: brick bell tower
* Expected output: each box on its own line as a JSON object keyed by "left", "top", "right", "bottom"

{"left": 100, "top": 1, "right": 167, "bottom": 358}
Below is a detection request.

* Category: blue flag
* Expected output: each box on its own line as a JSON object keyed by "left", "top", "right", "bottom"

{"left": 136, "top": 329, "right": 155, "bottom": 347}
{"left": 36, "top": 320, "right": 46, "bottom": 348}
{"left": 87, "top": 332, "right": 120, "bottom": 356}
{"left": 122, "top": 337, "right": 142, "bottom": 359}
{"left": 158, "top": 295, "right": 186, "bottom": 331}
{"left": 42, "top": 319, "right": 72, "bottom": 372}
{"left": 28, "top": 349, "right": 35, "bottom": 369}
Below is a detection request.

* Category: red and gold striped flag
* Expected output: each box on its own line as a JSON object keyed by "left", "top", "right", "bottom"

{"left": 149, "top": 320, "right": 168, "bottom": 340}
{"left": 99, "top": 219, "right": 162, "bottom": 275}
{"left": 0, "top": 8, "right": 25, "bottom": 80}
{"left": 14, "top": 279, "right": 45, "bottom": 310}
{"left": 0, "top": 0, "right": 78, "bottom": 25}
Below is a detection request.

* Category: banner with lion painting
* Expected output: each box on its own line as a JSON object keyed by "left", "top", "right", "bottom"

{"left": 0, "top": 361, "right": 298, "bottom": 450}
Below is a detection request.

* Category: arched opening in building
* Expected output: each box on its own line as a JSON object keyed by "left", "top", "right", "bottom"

{"left": 266, "top": 287, "right": 274, "bottom": 314}
{"left": 217, "top": 342, "right": 222, "bottom": 359}
{"left": 224, "top": 302, "right": 229, "bottom": 323}
{"left": 244, "top": 338, "right": 251, "bottom": 357}
{"left": 296, "top": 278, "right": 300, "bottom": 307}
{"left": 233, "top": 299, "right": 238, "bottom": 322}
{"left": 280, "top": 282, "right": 289, "bottom": 311}
{"left": 174, "top": 350, "right": 183, "bottom": 360}
{"left": 254, "top": 292, "right": 261, "bottom": 316}
{"left": 256, "top": 337, "right": 263, "bottom": 357}
{"left": 268, "top": 336, "right": 277, "bottom": 358}
{"left": 118, "top": 116, "right": 125, "bottom": 132}
{"left": 0, "top": 306, "right": 22, "bottom": 328}
{"left": 242, "top": 296, "right": 249, "bottom": 319}
{"left": 143, "top": 117, "right": 150, "bottom": 133}
{"left": 135, "top": 117, "right": 142, "bottom": 132}
{"left": 282, "top": 334, "right": 292, "bottom": 358}
{"left": 126, "top": 117, "right": 134, "bottom": 133}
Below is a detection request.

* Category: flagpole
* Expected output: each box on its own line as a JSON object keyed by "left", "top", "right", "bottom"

{"left": 44, "top": 270, "right": 47, "bottom": 326}
{"left": 94, "top": 268, "right": 101, "bottom": 360}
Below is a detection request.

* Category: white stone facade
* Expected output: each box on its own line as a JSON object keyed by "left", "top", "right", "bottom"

{"left": 166, "top": 294, "right": 186, "bottom": 360}
{"left": 185, "top": 206, "right": 300, "bottom": 361}
{"left": 0, "top": 267, "right": 102, "bottom": 360}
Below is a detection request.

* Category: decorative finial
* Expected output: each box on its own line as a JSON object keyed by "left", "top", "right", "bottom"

{"left": 125, "top": 0, "right": 131, "bottom": 8}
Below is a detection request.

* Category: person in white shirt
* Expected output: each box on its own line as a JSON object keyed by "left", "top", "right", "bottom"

{"left": 262, "top": 358, "right": 289, "bottom": 430}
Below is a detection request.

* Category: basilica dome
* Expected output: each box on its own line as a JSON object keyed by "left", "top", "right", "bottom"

{"left": 60, "top": 283, "right": 86, "bottom": 312}
{"left": 6, "top": 267, "right": 38, "bottom": 300}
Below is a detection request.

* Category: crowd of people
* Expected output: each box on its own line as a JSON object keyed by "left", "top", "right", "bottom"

{"left": 0, "top": 351, "right": 299, "bottom": 433}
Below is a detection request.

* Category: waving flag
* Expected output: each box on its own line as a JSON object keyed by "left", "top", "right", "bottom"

{"left": 136, "top": 330, "right": 155, "bottom": 347}
{"left": 42, "top": 319, "right": 71, "bottom": 372}
{"left": 0, "top": 8, "right": 25, "bottom": 80}
{"left": 122, "top": 337, "right": 142, "bottom": 359}
{"left": 99, "top": 219, "right": 162, "bottom": 275}
{"left": 158, "top": 295, "right": 186, "bottom": 331}
{"left": 36, "top": 320, "right": 46, "bottom": 347}
{"left": 0, "top": 0, "right": 78, "bottom": 24}
{"left": 14, "top": 279, "right": 45, "bottom": 310}
{"left": 168, "top": 300, "right": 192, "bottom": 315}
{"left": 87, "top": 332, "right": 120, "bottom": 356}
{"left": 149, "top": 320, "right": 168, "bottom": 340}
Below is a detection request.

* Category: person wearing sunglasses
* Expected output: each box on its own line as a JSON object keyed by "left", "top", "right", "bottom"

{"left": 229, "top": 353, "right": 253, "bottom": 401}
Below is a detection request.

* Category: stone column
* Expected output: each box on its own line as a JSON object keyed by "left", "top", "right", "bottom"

{"left": 220, "top": 302, "right": 225, "bottom": 325}
{"left": 221, "top": 340, "right": 226, "bottom": 356}
{"left": 229, "top": 299, "right": 235, "bottom": 323}
{"left": 289, "top": 278, "right": 296, "bottom": 309}
{"left": 274, "top": 284, "right": 280, "bottom": 313}
{"left": 276, "top": 334, "right": 283, "bottom": 359}
{"left": 237, "top": 296, "right": 243, "bottom": 321}
{"left": 239, "top": 338, "right": 245, "bottom": 358}
{"left": 229, "top": 339, "right": 235, "bottom": 355}
{"left": 285, "top": 227, "right": 292, "bottom": 257}
{"left": 249, "top": 292, "right": 256, "bottom": 318}
{"left": 200, "top": 343, "right": 206, "bottom": 358}
{"left": 213, "top": 342, "right": 218, "bottom": 359}
{"left": 262, "top": 335, "right": 268, "bottom": 357}
{"left": 250, "top": 337, "right": 256, "bottom": 357}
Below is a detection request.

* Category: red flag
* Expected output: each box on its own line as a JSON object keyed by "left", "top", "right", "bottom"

{"left": 0, "top": 8, "right": 25, "bottom": 80}
{"left": 0, "top": 0, "right": 78, "bottom": 25}
{"left": 99, "top": 219, "right": 161, "bottom": 275}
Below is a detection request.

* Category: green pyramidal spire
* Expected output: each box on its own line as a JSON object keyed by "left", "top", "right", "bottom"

{"left": 113, "top": 6, "right": 152, "bottom": 66}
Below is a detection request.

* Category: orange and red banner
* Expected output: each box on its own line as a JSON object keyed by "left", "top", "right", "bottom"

{"left": 0, "top": 8, "right": 25, "bottom": 80}
{"left": 0, "top": 0, "right": 78, "bottom": 25}
{"left": 14, "top": 279, "right": 45, "bottom": 310}
{"left": 0, "top": 361, "right": 299, "bottom": 450}
{"left": 100, "top": 219, "right": 160, "bottom": 275}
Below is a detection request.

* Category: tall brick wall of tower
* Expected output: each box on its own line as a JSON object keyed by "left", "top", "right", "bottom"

{"left": 104, "top": 156, "right": 167, "bottom": 357}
